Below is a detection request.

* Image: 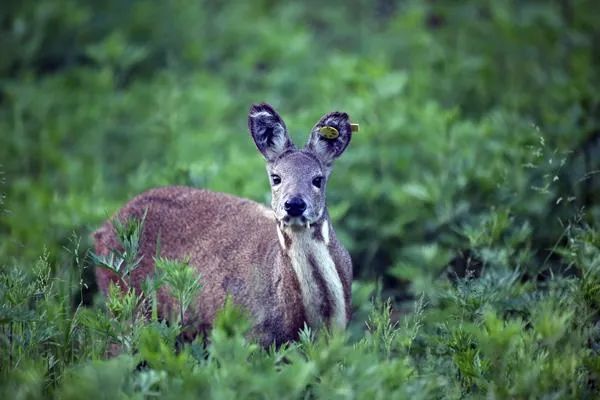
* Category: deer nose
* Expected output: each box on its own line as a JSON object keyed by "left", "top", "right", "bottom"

{"left": 284, "top": 197, "right": 306, "bottom": 217}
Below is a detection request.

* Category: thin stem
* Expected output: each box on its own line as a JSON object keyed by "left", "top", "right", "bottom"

{"left": 180, "top": 297, "right": 185, "bottom": 328}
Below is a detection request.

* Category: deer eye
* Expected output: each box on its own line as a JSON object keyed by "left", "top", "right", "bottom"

{"left": 312, "top": 176, "right": 323, "bottom": 188}
{"left": 271, "top": 174, "right": 281, "bottom": 185}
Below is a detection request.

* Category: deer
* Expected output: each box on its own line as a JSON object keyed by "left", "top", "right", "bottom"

{"left": 93, "top": 103, "right": 356, "bottom": 346}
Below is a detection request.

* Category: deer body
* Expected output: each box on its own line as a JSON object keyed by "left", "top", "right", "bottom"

{"left": 94, "top": 104, "right": 354, "bottom": 346}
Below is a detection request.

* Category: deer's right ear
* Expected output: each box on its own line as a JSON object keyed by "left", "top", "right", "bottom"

{"left": 305, "top": 111, "right": 352, "bottom": 167}
{"left": 248, "top": 103, "right": 295, "bottom": 161}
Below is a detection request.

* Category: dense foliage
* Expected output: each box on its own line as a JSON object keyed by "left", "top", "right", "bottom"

{"left": 1, "top": 0, "right": 599, "bottom": 398}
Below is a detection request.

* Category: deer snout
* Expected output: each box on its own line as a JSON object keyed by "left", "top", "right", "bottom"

{"left": 284, "top": 197, "right": 307, "bottom": 217}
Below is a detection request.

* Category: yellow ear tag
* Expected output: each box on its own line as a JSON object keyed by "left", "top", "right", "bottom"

{"left": 351, "top": 123, "right": 360, "bottom": 132}
{"left": 318, "top": 126, "right": 339, "bottom": 139}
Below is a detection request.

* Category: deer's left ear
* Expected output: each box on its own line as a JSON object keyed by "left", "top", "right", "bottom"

{"left": 305, "top": 111, "right": 352, "bottom": 166}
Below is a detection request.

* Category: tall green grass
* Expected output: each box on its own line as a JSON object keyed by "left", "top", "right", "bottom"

{"left": 1, "top": 220, "right": 599, "bottom": 398}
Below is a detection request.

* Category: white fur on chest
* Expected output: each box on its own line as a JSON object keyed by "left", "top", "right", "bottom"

{"left": 280, "top": 224, "right": 346, "bottom": 330}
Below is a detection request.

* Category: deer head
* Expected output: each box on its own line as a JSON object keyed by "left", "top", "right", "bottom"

{"left": 248, "top": 103, "right": 352, "bottom": 229}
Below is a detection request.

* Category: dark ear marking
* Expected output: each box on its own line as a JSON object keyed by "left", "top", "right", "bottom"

{"left": 305, "top": 111, "right": 352, "bottom": 165}
{"left": 248, "top": 103, "right": 295, "bottom": 161}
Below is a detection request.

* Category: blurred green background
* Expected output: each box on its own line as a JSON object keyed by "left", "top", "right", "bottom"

{"left": 2, "top": 1, "right": 600, "bottom": 398}
{"left": 1, "top": 0, "right": 599, "bottom": 312}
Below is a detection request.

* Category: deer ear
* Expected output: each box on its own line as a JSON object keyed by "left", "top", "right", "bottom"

{"left": 248, "top": 103, "right": 295, "bottom": 161}
{"left": 305, "top": 111, "right": 352, "bottom": 166}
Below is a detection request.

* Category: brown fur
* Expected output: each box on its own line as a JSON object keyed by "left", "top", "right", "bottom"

{"left": 94, "top": 187, "right": 352, "bottom": 346}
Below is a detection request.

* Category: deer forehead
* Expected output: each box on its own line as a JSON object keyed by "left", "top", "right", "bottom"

{"left": 269, "top": 151, "right": 323, "bottom": 178}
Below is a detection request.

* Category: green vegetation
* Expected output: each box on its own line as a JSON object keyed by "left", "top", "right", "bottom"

{"left": 1, "top": 0, "right": 599, "bottom": 398}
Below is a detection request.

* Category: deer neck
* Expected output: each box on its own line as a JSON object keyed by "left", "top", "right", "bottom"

{"left": 276, "top": 214, "right": 346, "bottom": 330}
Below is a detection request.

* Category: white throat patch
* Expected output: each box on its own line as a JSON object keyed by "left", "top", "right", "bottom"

{"left": 282, "top": 225, "right": 346, "bottom": 330}
{"left": 277, "top": 225, "right": 287, "bottom": 250}
{"left": 321, "top": 221, "right": 330, "bottom": 245}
